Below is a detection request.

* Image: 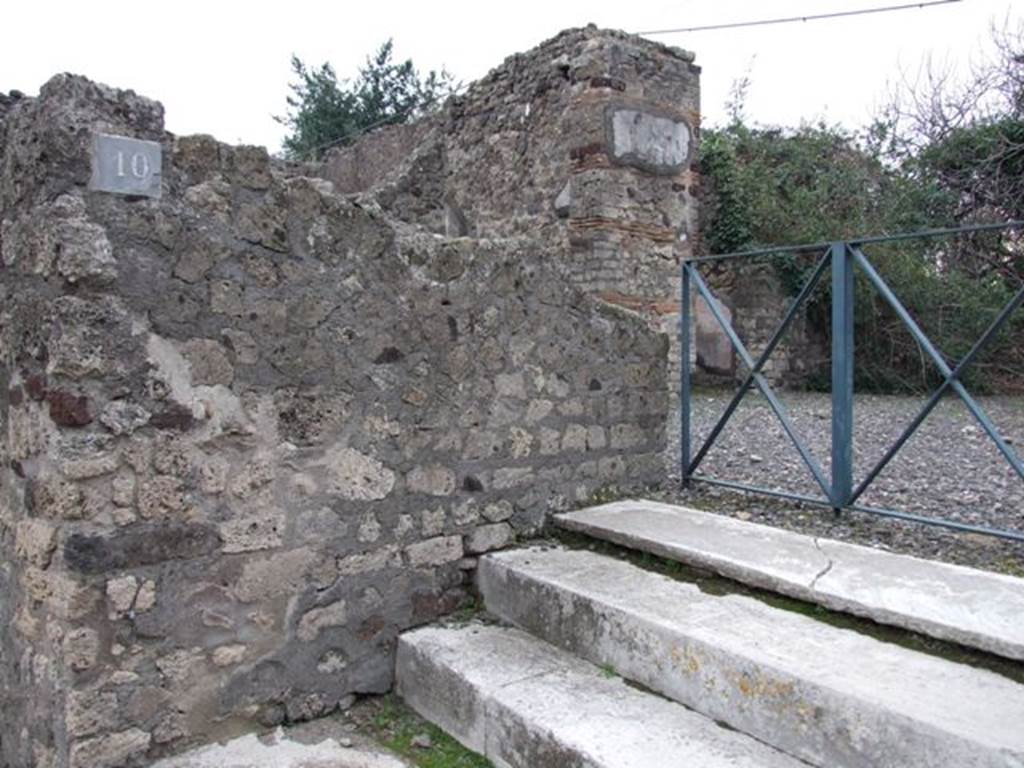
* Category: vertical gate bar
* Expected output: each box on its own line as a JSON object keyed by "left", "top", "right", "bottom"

{"left": 680, "top": 262, "right": 692, "bottom": 488}
{"left": 830, "top": 242, "right": 854, "bottom": 509}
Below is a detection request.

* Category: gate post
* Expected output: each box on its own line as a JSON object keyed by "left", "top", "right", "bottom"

{"left": 680, "top": 262, "right": 692, "bottom": 487}
{"left": 830, "top": 242, "right": 854, "bottom": 509}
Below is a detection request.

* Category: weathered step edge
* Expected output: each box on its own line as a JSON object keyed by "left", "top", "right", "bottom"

{"left": 480, "top": 546, "right": 1024, "bottom": 768}
{"left": 555, "top": 500, "right": 1024, "bottom": 661}
{"left": 397, "top": 624, "right": 806, "bottom": 768}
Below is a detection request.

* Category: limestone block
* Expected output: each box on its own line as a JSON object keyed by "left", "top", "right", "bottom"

{"left": 561, "top": 424, "right": 588, "bottom": 452}
{"left": 406, "top": 464, "right": 456, "bottom": 496}
{"left": 155, "top": 647, "right": 206, "bottom": 686}
{"left": 610, "top": 423, "right": 644, "bottom": 449}
{"left": 482, "top": 500, "right": 514, "bottom": 523}
{"left": 395, "top": 514, "right": 416, "bottom": 540}
{"left": 33, "top": 744, "right": 58, "bottom": 768}
{"left": 586, "top": 425, "right": 607, "bottom": 450}
{"left": 219, "top": 508, "right": 285, "bottom": 553}
{"left": 336, "top": 546, "right": 401, "bottom": 576}
{"left": 406, "top": 536, "right": 464, "bottom": 568}
{"left": 173, "top": 242, "right": 219, "bottom": 283}
{"left": 421, "top": 507, "right": 446, "bottom": 537}
{"left": 598, "top": 455, "right": 627, "bottom": 479}
{"left": 525, "top": 398, "right": 554, "bottom": 423}
{"left": 106, "top": 575, "right": 138, "bottom": 617}
{"left": 22, "top": 567, "right": 53, "bottom": 601}
{"left": 357, "top": 514, "right": 382, "bottom": 543}
{"left": 545, "top": 376, "right": 571, "bottom": 398}
{"left": 212, "top": 644, "right": 247, "bottom": 667}
{"left": 297, "top": 599, "right": 348, "bottom": 642}
{"left": 111, "top": 471, "right": 136, "bottom": 508}
{"left": 451, "top": 499, "right": 480, "bottom": 526}
{"left": 315, "top": 651, "right": 348, "bottom": 671}
{"left": 60, "top": 453, "right": 120, "bottom": 480}
{"left": 508, "top": 427, "right": 533, "bottom": 458}
{"left": 198, "top": 454, "right": 229, "bottom": 495}
{"left": 222, "top": 328, "right": 259, "bottom": 365}
{"left": 323, "top": 447, "right": 395, "bottom": 500}
{"left": 290, "top": 295, "right": 338, "bottom": 328}
{"left": 54, "top": 219, "right": 116, "bottom": 285}
{"left": 465, "top": 523, "right": 514, "bottom": 554}
{"left": 136, "top": 580, "right": 157, "bottom": 612}
{"left": 64, "top": 627, "right": 101, "bottom": 671}
{"left": 8, "top": 403, "right": 57, "bottom": 459}
{"left": 45, "top": 571, "right": 101, "bottom": 620}
{"left": 47, "top": 296, "right": 133, "bottom": 380}
{"left": 462, "top": 430, "right": 501, "bottom": 460}
{"left": 539, "top": 428, "right": 561, "bottom": 456}
{"left": 234, "top": 199, "right": 288, "bottom": 252}
{"left": 210, "top": 280, "right": 245, "bottom": 316}
{"left": 558, "top": 398, "right": 584, "bottom": 417}
{"left": 232, "top": 548, "right": 323, "bottom": 602}
{"left": 137, "top": 476, "right": 185, "bottom": 519}
{"left": 33, "top": 479, "right": 84, "bottom": 520}
{"left": 494, "top": 372, "right": 526, "bottom": 399}
{"left": 69, "top": 727, "right": 151, "bottom": 768}
{"left": 125, "top": 686, "right": 172, "bottom": 725}
{"left": 230, "top": 145, "right": 273, "bottom": 190}
{"left": 66, "top": 690, "right": 120, "bottom": 738}
{"left": 182, "top": 179, "right": 232, "bottom": 225}
{"left": 14, "top": 518, "right": 58, "bottom": 567}
{"left": 182, "top": 339, "right": 234, "bottom": 387}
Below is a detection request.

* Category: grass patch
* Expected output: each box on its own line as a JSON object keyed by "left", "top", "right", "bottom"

{"left": 553, "top": 529, "right": 1024, "bottom": 686}
{"left": 363, "top": 694, "right": 492, "bottom": 768}
{"left": 446, "top": 596, "right": 485, "bottom": 625}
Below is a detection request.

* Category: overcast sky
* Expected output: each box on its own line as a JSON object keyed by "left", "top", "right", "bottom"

{"left": 2, "top": 1, "right": 1017, "bottom": 152}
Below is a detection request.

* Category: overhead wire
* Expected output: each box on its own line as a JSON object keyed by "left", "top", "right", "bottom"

{"left": 636, "top": 0, "right": 962, "bottom": 36}
{"left": 300, "top": 1, "right": 964, "bottom": 158}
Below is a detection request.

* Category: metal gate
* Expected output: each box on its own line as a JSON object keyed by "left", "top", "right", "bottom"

{"left": 679, "top": 222, "right": 1024, "bottom": 541}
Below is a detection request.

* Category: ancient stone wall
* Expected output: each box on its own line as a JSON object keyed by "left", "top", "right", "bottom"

{"left": 323, "top": 26, "right": 701, "bottom": 389}
{"left": 694, "top": 264, "right": 828, "bottom": 389}
{"left": 728, "top": 265, "right": 827, "bottom": 387}
{"left": 0, "top": 71, "right": 666, "bottom": 767}
{"left": 322, "top": 28, "right": 824, "bottom": 395}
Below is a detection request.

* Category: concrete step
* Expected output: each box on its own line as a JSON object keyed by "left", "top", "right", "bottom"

{"left": 555, "top": 500, "right": 1024, "bottom": 661}
{"left": 396, "top": 623, "right": 805, "bottom": 768}
{"left": 479, "top": 546, "right": 1024, "bottom": 768}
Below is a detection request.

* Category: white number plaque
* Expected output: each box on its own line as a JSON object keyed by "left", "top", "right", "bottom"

{"left": 89, "top": 133, "right": 162, "bottom": 199}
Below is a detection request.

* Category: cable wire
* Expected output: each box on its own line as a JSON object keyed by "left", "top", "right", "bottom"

{"left": 637, "top": 0, "right": 962, "bottom": 36}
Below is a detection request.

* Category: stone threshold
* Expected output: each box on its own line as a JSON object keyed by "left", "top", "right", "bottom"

{"left": 555, "top": 499, "right": 1024, "bottom": 661}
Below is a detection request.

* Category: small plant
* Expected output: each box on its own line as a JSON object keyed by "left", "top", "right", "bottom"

{"left": 366, "top": 695, "right": 493, "bottom": 768}
{"left": 448, "top": 596, "right": 484, "bottom": 625}
{"left": 587, "top": 484, "right": 624, "bottom": 506}
{"left": 599, "top": 663, "right": 618, "bottom": 679}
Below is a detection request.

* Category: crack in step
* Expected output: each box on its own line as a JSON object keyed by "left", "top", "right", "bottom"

{"left": 809, "top": 537, "right": 835, "bottom": 590}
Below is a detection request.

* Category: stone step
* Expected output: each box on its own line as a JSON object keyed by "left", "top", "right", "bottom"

{"left": 396, "top": 623, "right": 805, "bottom": 768}
{"left": 479, "top": 546, "right": 1024, "bottom": 768}
{"left": 555, "top": 500, "right": 1024, "bottom": 661}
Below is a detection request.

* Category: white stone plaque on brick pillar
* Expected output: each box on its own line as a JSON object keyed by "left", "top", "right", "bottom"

{"left": 608, "top": 109, "right": 690, "bottom": 175}
{"left": 89, "top": 133, "right": 162, "bottom": 199}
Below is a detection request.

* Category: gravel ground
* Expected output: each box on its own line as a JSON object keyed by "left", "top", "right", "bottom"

{"left": 656, "top": 391, "right": 1024, "bottom": 576}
